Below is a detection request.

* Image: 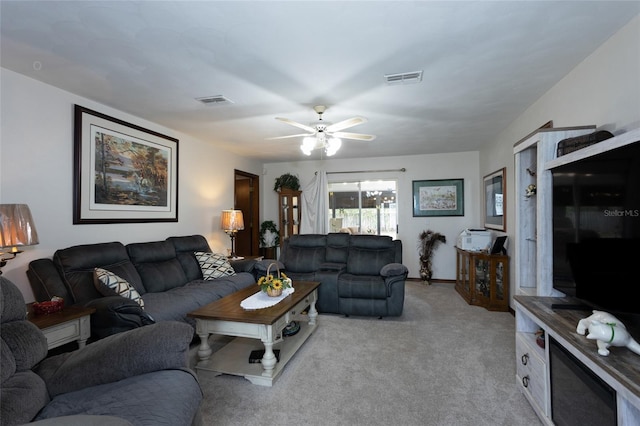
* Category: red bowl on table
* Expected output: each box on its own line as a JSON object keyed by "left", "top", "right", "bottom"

{"left": 32, "top": 299, "right": 64, "bottom": 315}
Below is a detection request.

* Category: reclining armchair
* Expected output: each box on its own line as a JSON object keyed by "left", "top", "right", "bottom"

{"left": 0, "top": 277, "right": 202, "bottom": 426}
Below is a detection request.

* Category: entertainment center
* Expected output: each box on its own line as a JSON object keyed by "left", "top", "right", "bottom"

{"left": 513, "top": 126, "right": 640, "bottom": 425}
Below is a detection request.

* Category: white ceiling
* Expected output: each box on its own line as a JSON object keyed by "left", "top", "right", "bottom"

{"left": 2, "top": 1, "right": 638, "bottom": 162}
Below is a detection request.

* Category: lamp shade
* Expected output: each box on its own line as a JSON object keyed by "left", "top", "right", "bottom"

{"left": 220, "top": 209, "right": 244, "bottom": 232}
{"left": 0, "top": 204, "right": 39, "bottom": 248}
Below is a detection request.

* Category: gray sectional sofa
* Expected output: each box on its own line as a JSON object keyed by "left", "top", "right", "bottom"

{"left": 27, "top": 235, "right": 257, "bottom": 341}
{"left": 257, "top": 233, "right": 408, "bottom": 317}
{"left": 0, "top": 277, "right": 202, "bottom": 426}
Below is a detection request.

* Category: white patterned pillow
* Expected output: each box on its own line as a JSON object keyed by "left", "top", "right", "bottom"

{"left": 195, "top": 252, "right": 237, "bottom": 280}
{"left": 94, "top": 267, "right": 145, "bottom": 308}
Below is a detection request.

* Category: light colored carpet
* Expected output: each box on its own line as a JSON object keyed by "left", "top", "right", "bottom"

{"left": 195, "top": 282, "right": 541, "bottom": 426}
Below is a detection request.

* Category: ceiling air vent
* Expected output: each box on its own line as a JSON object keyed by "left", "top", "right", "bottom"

{"left": 384, "top": 70, "right": 423, "bottom": 85}
{"left": 196, "top": 95, "right": 233, "bottom": 105}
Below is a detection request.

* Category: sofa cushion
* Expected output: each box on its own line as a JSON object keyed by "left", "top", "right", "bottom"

{"left": 281, "top": 235, "right": 327, "bottom": 271}
{"left": 53, "top": 242, "right": 145, "bottom": 304}
{"left": 167, "top": 235, "right": 211, "bottom": 282}
{"left": 1, "top": 321, "right": 48, "bottom": 372}
{"left": 326, "top": 233, "right": 350, "bottom": 263}
{"left": 194, "top": 252, "right": 236, "bottom": 279}
{"left": 34, "top": 370, "right": 201, "bottom": 426}
{"left": 283, "top": 246, "right": 326, "bottom": 273}
{"left": 94, "top": 268, "right": 145, "bottom": 308}
{"left": 142, "top": 273, "right": 256, "bottom": 323}
{"left": 346, "top": 246, "right": 396, "bottom": 275}
{"left": 337, "top": 274, "right": 388, "bottom": 299}
{"left": 29, "top": 415, "right": 134, "bottom": 425}
{"left": 1, "top": 370, "right": 50, "bottom": 425}
{"left": 127, "top": 241, "right": 188, "bottom": 293}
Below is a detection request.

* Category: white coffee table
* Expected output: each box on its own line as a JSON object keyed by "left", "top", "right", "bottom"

{"left": 187, "top": 281, "right": 319, "bottom": 386}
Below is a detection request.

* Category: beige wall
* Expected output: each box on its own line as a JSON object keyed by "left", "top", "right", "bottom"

{"left": 0, "top": 69, "right": 263, "bottom": 301}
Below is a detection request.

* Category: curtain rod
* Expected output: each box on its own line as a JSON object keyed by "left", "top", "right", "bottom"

{"left": 316, "top": 168, "right": 406, "bottom": 175}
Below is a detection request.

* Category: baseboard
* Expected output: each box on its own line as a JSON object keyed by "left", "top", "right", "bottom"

{"left": 407, "top": 277, "right": 455, "bottom": 285}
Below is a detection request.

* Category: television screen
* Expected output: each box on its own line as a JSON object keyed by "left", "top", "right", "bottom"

{"left": 552, "top": 140, "right": 640, "bottom": 314}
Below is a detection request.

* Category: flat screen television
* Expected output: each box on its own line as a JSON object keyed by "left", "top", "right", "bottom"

{"left": 551, "top": 140, "right": 640, "bottom": 316}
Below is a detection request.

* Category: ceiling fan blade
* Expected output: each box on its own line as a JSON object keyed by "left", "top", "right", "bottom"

{"left": 332, "top": 132, "right": 376, "bottom": 141}
{"left": 326, "top": 116, "right": 367, "bottom": 132}
{"left": 266, "top": 133, "right": 313, "bottom": 140}
{"left": 275, "top": 117, "right": 316, "bottom": 133}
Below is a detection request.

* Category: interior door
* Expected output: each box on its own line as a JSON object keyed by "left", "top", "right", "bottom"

{"left": 234, "top": 170, "right": 259, "bottom": 257}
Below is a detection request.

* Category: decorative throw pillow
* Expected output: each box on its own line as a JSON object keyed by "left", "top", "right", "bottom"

{"left": 94, "top": 267, "right": 145, "bottom": 309}
{"left": 195, "top": 252, "right": 236, "bottom": 280}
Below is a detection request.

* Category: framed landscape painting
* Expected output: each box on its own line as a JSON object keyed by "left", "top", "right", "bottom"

{"left": 484, "top": 167, "right": 506, "bottom": 231}
{"left": 412, "top": 179, "right": 464, "bottom": 217}
{"left": 73, "top": 105, "right": 179, "bottom": 224}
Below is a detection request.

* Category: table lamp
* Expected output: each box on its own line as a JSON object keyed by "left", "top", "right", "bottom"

{"left": 220, "top": 209, "right": 244, "bottom": 258}
{"left": 0, "top": 204, "right": 39, "bottom": 274}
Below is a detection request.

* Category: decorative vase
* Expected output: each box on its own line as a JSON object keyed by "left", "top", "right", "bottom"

{"left": 266, "top": 287, "right": 282, "bottom": 297}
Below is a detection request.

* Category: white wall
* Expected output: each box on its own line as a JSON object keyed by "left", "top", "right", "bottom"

{"left": 0, "top": 69, "right": 262, "bottom": 301}
{"left": 3, "top": 15, "right": 637, "bottom": 305}
{"left": 479, "top": 15, "right": 640, "bottom": 307}
{"left": 261, "top": 151, "right": 480, "bottom": 280}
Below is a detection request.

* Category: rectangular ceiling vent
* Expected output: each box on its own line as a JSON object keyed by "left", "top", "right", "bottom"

{"left": 384, "top": 70, "right": 423, "bottom": 85}
{"left": 196, "top": 95, "right": 233, "bottom": 106}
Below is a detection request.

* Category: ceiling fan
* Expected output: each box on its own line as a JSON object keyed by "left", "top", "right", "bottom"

{"left": 268, "top": 105, "right": 376, "bottom": 156}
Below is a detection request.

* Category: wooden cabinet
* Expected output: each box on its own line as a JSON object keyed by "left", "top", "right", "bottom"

{"left": 278, "top": 189, "right": 301, "bottom": 242}
{"left": 455, "top": 247, "right": 509, "bottom": 311}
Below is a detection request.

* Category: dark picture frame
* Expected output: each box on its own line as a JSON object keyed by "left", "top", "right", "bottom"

{"left": 412, "top": 179, "right": 464, "bottom": 217}
{"left": 483, "top": 167, "right": 506, "bottom": 231}
{"left": 73, "top": 105, "right": 179, "bottom": 224}
{"left": 491, "top": 236, "right": 508, "bottom": 254}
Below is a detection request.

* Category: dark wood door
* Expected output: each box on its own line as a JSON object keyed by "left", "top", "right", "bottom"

{"left": 234, "top": 170, "right": 259, "bottom": 257}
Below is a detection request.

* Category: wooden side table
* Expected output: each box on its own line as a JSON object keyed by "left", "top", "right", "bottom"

{"left": 27, "top": 305, "right": 95, "bottom": 350}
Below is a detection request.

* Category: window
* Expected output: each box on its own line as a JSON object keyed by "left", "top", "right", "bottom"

{"left": 328, "top": 180, "right": 397, "bottom": 238}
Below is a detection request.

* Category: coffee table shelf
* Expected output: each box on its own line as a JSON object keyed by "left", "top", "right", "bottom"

{"left": 198, "top": 318, "right": 315, "bottom": 386}
{"left": 188, "top": 281, "right": 320, "bottom": 386}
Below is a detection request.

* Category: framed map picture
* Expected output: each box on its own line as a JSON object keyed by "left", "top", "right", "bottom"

{"left": 412, "top": 179, "right": 464, "bottom": 217}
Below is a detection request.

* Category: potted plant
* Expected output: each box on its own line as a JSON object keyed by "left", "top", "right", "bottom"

{"left": 274, "top": 173, "right": 300, "bottom": 192}
{"left": 259, "top": 220, "right": 280, "bottom": 258}
{"left": 418, "top": 230, "right": 446, "bottom": 284}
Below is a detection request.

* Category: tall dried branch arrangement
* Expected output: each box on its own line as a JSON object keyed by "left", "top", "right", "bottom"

{"left": 418, "top": 230, "right": 447, "bottom": 284}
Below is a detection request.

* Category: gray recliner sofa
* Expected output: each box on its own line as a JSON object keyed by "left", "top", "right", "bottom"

{"left": 0, "top": 277, "right": 202, "bottom": 426}
{"left": 257, "top": 233, "right": 408, "bottom": 317}
{"left": 26, "top": 235, "right": 257, "bottom": 341}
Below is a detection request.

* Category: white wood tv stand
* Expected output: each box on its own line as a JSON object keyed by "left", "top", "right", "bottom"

{"left": 515, "top": 296, "right": 640, "bottom": 425}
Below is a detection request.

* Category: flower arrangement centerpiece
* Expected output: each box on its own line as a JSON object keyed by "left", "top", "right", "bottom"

{"left": 258, "top": 263, "right": 292, "bottom": 297}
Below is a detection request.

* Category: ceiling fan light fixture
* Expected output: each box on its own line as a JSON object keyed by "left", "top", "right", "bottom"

{"left": 326, "top": 138, "right": 342, "bottom": 156}
{"left": 301, "top": 137, "right": 315, "bottom": 155}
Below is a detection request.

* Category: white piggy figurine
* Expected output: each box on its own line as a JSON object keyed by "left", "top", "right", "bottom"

{"left": 577, "top": 310, "right": 640, "bottom": 357}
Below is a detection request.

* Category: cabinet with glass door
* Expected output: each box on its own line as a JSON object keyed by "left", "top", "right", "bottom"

{"left": 278, "top": 189, "right": 301, "bottom": 242}
{"left": 455, "top": 247, "right": 509, "bottom": 312}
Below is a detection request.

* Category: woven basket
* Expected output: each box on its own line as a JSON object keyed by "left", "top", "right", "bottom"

{"left": 266, "top": 287, "right": 283, "bottom": 297}
{"left": 264, "top": 262, "right": 286, "bottom": 297}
